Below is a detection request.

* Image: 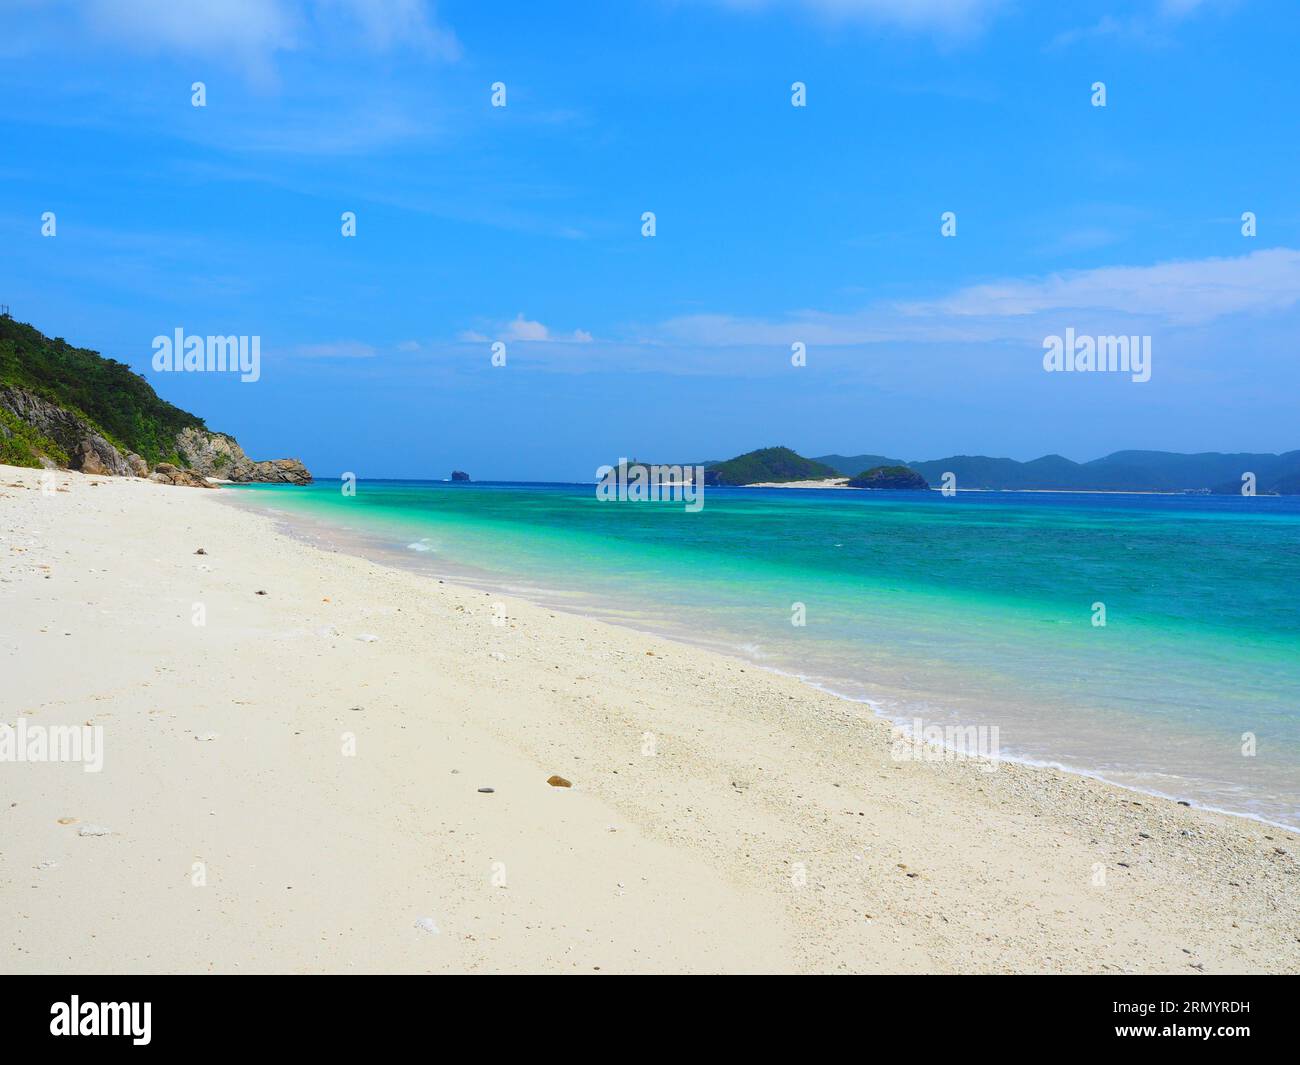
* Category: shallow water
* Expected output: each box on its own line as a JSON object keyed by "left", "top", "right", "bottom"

{"left": 229, "top": 480, "right": 1300, "bottom": 828}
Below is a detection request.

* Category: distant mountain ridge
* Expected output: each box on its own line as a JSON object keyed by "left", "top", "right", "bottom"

{"left": 817, "top": 450, "right": 1300, "bottom": 494}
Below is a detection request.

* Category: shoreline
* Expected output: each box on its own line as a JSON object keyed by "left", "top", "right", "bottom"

{"left": 232, "top": 486, "right": 1300, "bottom": 835}
{"left": 4, "top": 464, "right": 1298, "bottom": 973}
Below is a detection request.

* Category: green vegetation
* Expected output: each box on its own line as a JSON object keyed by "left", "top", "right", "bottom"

{"left": 819, "top": 448, "right": 1300, "bottom": 494}
{"left": 705, "top": 446, "right": 842, "bottom": 485}
{"left": 0, "top": 316, "right": 205, "bottom": 466}
{"left": 847, "top": 465, "right": 929, "bottom": 490}
{"left": 0, "top": 406, "right": 69, "bottom": 468}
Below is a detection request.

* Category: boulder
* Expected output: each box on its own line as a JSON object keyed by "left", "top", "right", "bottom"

{"left": 149, "top": 463, "right": 218, "bottom": 489}
{"left": 74, "top": 441, "right": 110, "bottom": 476}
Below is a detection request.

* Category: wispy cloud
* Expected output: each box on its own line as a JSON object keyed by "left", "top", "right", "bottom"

{"left": 1049, "top": 0, "right": 1228, "bottom": 50}
{"left": 652, "top": 249, "right": 1300, "bottom": 349}
{"left": 903, "top": 248, "right": 1300, "bottom": 326}
{"left": 25, "top": 0, "right": 459, "bottom": 82}
{"left": 706, "top": 0, "right": 1007, "bottom": 35}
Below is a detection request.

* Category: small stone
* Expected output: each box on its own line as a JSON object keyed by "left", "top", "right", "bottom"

{"left": 255, "top": 590, "right": 268, "bottom": 596}
{"left": 194, "top": 548, "right": 207, "bottom": 555}
{"left": 56, "top": 817, "right": 77, "bottom": 825}
{"left": 195, "top": 732, "right": 219, "bottom": 742}
{"left": 78, "top": 824, "right": 112, "bottom": 837}
{"left": 477, "top": 787, "right": 495, "bottom": 794}
{"left": 547, "top": 775, "right": 572, "bottom": 788}
{"left": 356, "top": 634, "right": 380, "bottom": 643}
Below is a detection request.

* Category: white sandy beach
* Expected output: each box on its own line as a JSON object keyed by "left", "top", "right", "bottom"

{"left": 2, "top": 464, "right": 1297, "bottom": 974}
{"left": 744, "top": 478, "right": 852, "bottom": 488}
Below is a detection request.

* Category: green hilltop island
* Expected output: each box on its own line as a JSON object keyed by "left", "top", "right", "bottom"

{"left": 694, "top": 446, "right": 929, "bottom": 489}
{"left": 0, "top": 316, "right": 310, "bottom": 487}
{"left": 846, "top": 465, "right": 930, "bottom": 490}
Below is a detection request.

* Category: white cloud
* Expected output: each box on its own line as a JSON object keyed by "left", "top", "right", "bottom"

{"left": 905, "top": 248, "right": 1300, "bottom": 325}
{"left": 1050, "top": 0, "right": 1227, "bottom": 50}
{"left": 45, "top": 0, "right": 458, "bottom": 80}
{"left": 506, "top": 314, "right": 551, "bottom": 342}
{"left": 83, "top": 0, "right": 298, "bottom": 58}
{"left": 469, "top": 315, "right": 594, "bottom": 343}
{"left": 656, "top": 248, "right": 1300, "bottom": 347}
{"left": 322, "top": 0, "right": 459, "bottom": 55}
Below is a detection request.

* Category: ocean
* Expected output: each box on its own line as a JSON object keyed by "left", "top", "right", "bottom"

{"left": 229, "top": 480, "right": 1300, "bottom": 829}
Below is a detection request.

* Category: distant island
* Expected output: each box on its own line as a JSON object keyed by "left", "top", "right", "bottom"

{"left": 847, "top": 465, "right": 929, "bottom": 490}
{"left": 703, "top": 447, "right": 841, "bottom": 486}
{"left": 818, "top": 450, "right": 1299, "bottom": 495}
{"left": 451, "top": 470, "right": 470, "bottom": 482}
{"left": 665, "top": 444, "right": 1298, "bottom": 495}
{"left": 0, "top": 317, "right": 310, "bottom": 486}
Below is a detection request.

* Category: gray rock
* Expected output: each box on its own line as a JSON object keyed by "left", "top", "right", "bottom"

{"left": 149, "top": 463, "right": 217, "bottom": 489}
{"left": 175, "top": 426, "right": 312, "bottom": 484}
{"left": 0, "top": 385, "right": 133, "bottom": 475}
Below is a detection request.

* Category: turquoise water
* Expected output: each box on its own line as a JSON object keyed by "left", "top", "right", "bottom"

{"left": 231, "top": 480, "right": 1300, "bottom": 828}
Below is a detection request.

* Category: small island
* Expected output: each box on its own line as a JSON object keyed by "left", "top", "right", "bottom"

{"left": 706, "top": 446, "right": 841, "bottom": 486}
{"left": 847, "top": 465, "right": 930, "bottom": 490}
{"left": 450, "top": 470, "right": 470, "bottom": 482}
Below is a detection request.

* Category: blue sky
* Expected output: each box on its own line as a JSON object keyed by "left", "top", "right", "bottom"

{"left": 3, "top": 0, "right": 1298, "bottom": 480}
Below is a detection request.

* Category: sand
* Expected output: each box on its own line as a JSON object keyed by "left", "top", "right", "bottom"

{"left": 743, "top": 478, "right": 852, "bottom": 488}
{"left": 1, "top": 464, "right": 1297, "bottom": 974}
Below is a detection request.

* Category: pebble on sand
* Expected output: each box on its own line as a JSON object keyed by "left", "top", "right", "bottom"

{"left": 78, "top": 824, "right": 112, "bottom": 837}
{"left": 478, "top": 787, "right": 495, "bottom": 793}
{"left": 547, "top": 775, "right": 573, "bottom": 788}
